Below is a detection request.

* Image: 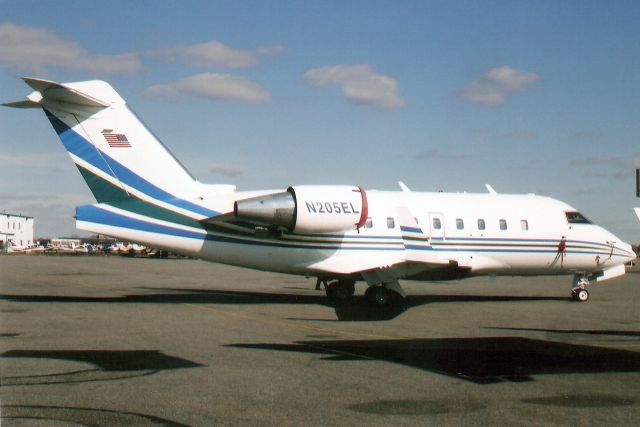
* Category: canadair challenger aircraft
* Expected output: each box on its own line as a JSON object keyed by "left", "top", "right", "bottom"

{"left": 4, "top": 78, "right": 637, "bottom": 315}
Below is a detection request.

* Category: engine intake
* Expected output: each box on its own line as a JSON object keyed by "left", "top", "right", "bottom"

{"left": 234, "top": 185, "right": 368, "bottom": 234}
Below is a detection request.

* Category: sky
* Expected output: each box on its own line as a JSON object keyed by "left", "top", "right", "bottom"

{"left": 0, "top": 0, "right": 639, "bottom": 241}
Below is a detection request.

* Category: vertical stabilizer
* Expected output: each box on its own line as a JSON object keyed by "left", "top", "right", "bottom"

{"left": 4, "top": 78, "right": 214, "bottom": 219}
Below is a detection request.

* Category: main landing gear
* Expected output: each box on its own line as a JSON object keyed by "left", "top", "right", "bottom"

{"left": 325, "top": 279, "right": 356, "bottom": 304}
{"left": 323, "top": 279, "right": 406, "bottom": 318}
{"left": 364, "top": 285, "right": 404, "bottom": 310}
{"left": 571, "top": 275, "right": 591, "bottom": 302}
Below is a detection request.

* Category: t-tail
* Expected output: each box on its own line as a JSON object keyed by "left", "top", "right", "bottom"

{"left": 3, "top": 78, "right": 232, "bottom": 248}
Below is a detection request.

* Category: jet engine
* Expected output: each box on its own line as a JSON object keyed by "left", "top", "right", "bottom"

{"left": 234, "top": 185, "right": 368, "bottom": 234}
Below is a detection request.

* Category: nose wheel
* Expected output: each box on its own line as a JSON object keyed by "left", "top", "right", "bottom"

{"left": 571, "top": 275, "right": 591, "bottom": 302}
{"left": 571, "top": 288, "right": 589, "bottom": 302}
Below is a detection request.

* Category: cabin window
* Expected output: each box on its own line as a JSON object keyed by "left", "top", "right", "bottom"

{"left": 433, "top": 218, "right": 442, "bottom": 230}
{"left": 477, "top": 219, "right": 486, "bottom": 230}
{"left": 456, "top": 218, "right": 464, "bottom": 230}
{"left": 521, "top": 220, "right": 529, "bottom": 231}
{"left": 499, "top": 219, "right": 507, "bottom": 230}
{"left": 387, "top": 217, "right": 395, "bottom": 229}
{"left": 565, "top": 211, "right": 592, "bottom": 224}
{"left": 365, "top": 217, "right": 373, "bottom": 228}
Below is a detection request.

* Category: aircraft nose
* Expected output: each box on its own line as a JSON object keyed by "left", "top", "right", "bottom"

{"left": 620, "top": 241, "right": 637, "bottom": 263}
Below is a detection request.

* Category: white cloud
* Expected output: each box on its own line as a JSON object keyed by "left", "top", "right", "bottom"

{"left": 484, "top": 66, "right": 538, "bottom": 91}
{"left": 460, "top": 82, "right": 506, "bottom": 106}
{"left": 0, "top": 22, "right": 141, "bottom": 74}
{"left": 146, "top": 73, "right": 270, "bottom": 103}
{"left": 460, "top": 66, "right": 539, "bottom": 106}
{"left": 151, "top": 41, "right": 285, "bottom": 69}
{"left": 304, "top": 64, "right": 404, "bottom": 109}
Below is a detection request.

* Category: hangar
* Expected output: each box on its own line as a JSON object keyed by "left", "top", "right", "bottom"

{"left": 0, "top": 213, "right": 34, "bottom": 251}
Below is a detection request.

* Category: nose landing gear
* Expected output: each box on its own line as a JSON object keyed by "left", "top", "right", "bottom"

{"left": 571, "top": 275, "right": 591, "bottom": 302}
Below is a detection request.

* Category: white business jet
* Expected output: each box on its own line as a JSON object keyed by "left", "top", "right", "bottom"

{"left": 4, "top": 78, "right": 637, "bottom": 315}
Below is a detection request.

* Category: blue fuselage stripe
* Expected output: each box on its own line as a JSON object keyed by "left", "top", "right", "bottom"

{"left": 76, "top": 205, "right": 631, "bottom": 258}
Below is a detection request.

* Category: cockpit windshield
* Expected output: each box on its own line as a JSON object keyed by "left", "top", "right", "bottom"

{"left": 565, "top": 211, "right": 592, "bottom": 224}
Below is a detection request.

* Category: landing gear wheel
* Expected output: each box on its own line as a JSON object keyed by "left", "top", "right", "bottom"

{"left": 363, "top": 285, "right": 406, "bottom": 319}
{"left": 572, "top": 289, "right": 589, "bottom": 302}
{"left": 365, "top": 285, "right": 389, "bottom": 306}
{"left": 326, "top": 280, "right": 355, "bottom": 304}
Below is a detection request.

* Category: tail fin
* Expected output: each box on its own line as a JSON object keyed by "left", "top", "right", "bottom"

{"left": 3, "top": 77, "right": 220, "bottom": 219}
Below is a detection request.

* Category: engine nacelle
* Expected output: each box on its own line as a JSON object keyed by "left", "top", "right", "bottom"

{"left": 234, "top": 185, "right": 368, "bottom": 234}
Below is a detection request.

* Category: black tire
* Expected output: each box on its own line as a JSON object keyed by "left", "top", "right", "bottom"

{"left": 336, "top": 280, "right": 355, "bottom": 299}
{"left": 365, "top": 285, "right": 389, "bottom": 307}
{"left": 326, "top": 280, "right": 355, "bottom": 305}
{"left": 326, "top": 281, "right": 339, "bottom": 300}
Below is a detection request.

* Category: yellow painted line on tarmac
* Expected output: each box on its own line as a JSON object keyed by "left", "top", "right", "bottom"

{"left": 183, "top": 302, "right": 412, "bottom": 341}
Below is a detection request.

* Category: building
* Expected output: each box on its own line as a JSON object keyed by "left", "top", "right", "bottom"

{"left": 0, "top": 213, "right": 34, "bottom": 251}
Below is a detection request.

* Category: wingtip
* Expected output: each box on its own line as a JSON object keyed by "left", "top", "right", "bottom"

{"left": 20, "top": 77, "right": 58, "bottom": 92}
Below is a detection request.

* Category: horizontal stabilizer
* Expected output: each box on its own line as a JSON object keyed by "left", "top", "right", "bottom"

{"left": 22, "top": 77, "right": 110, "bottom": 107}
{"left": 1, "top": 99, "right": 39, "bottom": 108}
{"left": 635, "top": 208, "right": 640, "bottom": 221}
{"left": 3, "top": 78, "right": 114, "bottom": 110}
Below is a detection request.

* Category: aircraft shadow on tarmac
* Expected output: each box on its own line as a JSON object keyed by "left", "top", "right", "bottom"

{"left": 228, "top": 336, "right": 640, "bottom": 384}
{"left": 2, "top": 405, "right": 187, "bottom": 426}
{"left": 484, "top": 326, "right": 640, "bottom": 337}
{"left": 0, "top": 350, "right": 203, "bottom": 386}
{"left": 0, "top": 289, "right": 568, "bottom": 321}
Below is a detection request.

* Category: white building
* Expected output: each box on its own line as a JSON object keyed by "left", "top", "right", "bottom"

{"left": 0, "top": 213, "right": 34, "bottom": 251}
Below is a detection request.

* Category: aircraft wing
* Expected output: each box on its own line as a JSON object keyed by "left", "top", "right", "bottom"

{"left": 303, "top": 251, "right": 406, "bottom": 275}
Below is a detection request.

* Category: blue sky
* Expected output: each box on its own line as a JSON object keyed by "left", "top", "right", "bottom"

{"left": 1, "top": 0, "right": 639, "bottom": 241}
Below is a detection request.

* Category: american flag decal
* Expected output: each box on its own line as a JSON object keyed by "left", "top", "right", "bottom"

{"left": 102, "top": 129, "right": 131, "bottom": 148}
